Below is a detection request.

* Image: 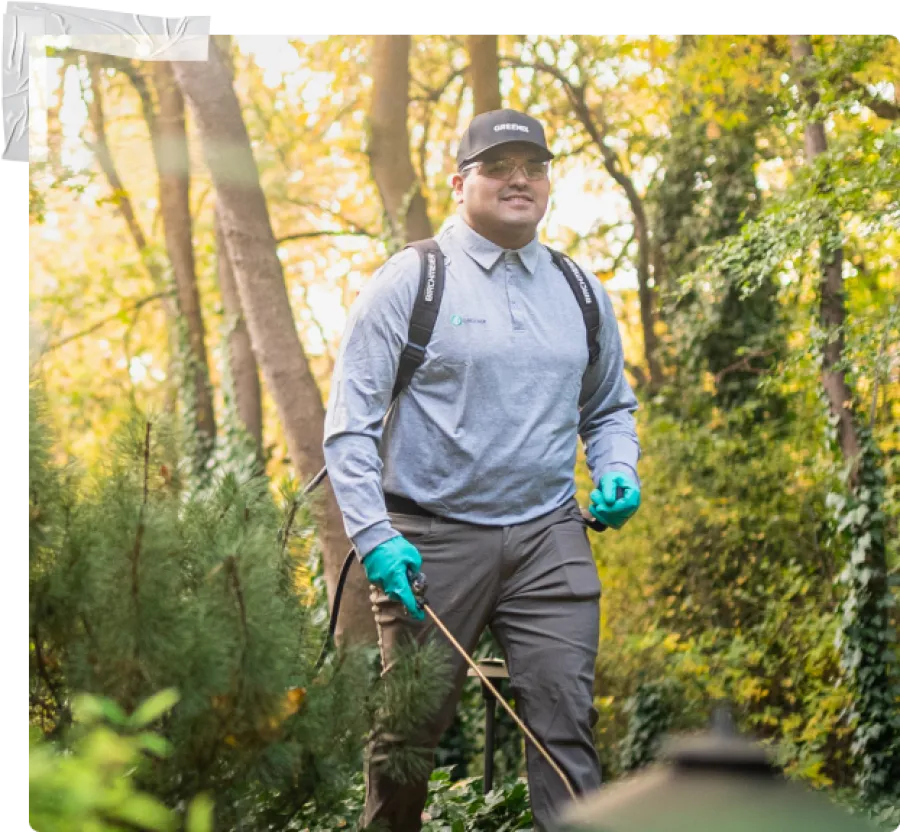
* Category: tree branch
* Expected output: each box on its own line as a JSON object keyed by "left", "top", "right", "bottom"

{"left": 550, "top": 139, "right": 594, "bottom": 162}
{"left": 282, "top": 196, "right": 376, "bottom": 237}
{"left": 42, "top": 290, "right": 176, "bottom": 353}
{"left": 410, "top": 65, "right": 469, "bottom": 104}
{"left": 840, "top": 77, "right": 899, "bottom": 121}
{"left": 294, "top": 283, "right": 336, "bottom": 374}
{"left": 611, "top": 229, "right": 637, "bottom": 274}
{"left": 713, "top": 349, "right": 779, "bottom": 385}
{"left": 275, "top": 229, "right": 372, "bottom": 244}
{"left": 82, "top": 57, "right": 152, "bottom": 257}
{"left": 80, "top": 52, "right": 179, "bottom": 365}
{"left": 415, "top": 98, "right": 434, "bottom": 188}
{"left": 225, "top": 555, "right": 249, "bottom": 645}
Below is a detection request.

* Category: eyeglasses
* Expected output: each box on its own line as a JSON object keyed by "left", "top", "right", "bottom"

{"left": 461, "top": 158, "right": 551, "bottom": 181}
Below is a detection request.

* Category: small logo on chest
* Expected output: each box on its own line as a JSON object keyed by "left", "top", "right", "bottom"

{"left": 451, "top": 315, "right": 487, "bottom": 326}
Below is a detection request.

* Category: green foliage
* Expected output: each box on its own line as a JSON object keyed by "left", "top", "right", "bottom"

{"left": 618, "top": 678, "right": 681, "bottom": 773}
{"left": 674, "top": 129, "right": 900, "bottom": 316}
{"left": 590, "top": 395, "right": 864, "bottom": 787}
{"left": 420, "top": 769, "right": 533, "bottom": 832}
{"left": 368, "top": 637, "right": 457, "bottom": 785}
{"left": 29, "top": 381, "right": 453, "bottom": 830}
{"left": 650, "top": 39, "right": 900, "bottom": 803}
{"left": 30, "top": 690, "right": 212, "bottom": 832}
{"left": 829, "top": 423, "right": 900, "bottom": 801}
{"left": 650, "top": 36, "right": 788, "bottom": 416}
{"left": 294, "top": 767, "right": 533, "bottom": 832}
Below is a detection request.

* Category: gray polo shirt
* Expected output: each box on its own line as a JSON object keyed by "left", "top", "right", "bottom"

{"left": 323, "top": 214, "right": 640, "bottom": 558}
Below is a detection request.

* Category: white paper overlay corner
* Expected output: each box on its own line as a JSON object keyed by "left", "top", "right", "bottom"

{"left": 3, "top": 3, "right": 210, "bottom": 161}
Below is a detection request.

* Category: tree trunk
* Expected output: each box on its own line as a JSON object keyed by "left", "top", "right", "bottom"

{"left": 151, "top": 60, "right": 217, "bottom": 467}
{"left": 170, "top": 39, "right": 376, "bottom": 647}
{"left": 368, "top": 36, "right": 433, "bottom": 248}
{"left": 467, "top": 36, "right": 502, "bottom": 114}
{"left": 790, "top": 34, "right": 899, "bottom": 797}
{"left": 215, "top": 203, "right": 263, "bottom": 458}
{"left": 83, "top": 54, "right": 180, "bottom": 413}
{"left": 211, "top": 36, "right": 264, "bottom": 459}
{"left": 789, "top": 36, "right": 861, "bottom": 471}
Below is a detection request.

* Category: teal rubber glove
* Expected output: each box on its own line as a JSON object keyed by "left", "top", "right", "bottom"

{"left": 589, "top": 472, "right": 641, "bottom": 530}
{"left": 362, "top": 535, "right": 425, "bottom": 621}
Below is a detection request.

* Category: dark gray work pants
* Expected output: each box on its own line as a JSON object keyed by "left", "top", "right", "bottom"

{"left": 361, "top": 497, "right": 602, "bottom": 831}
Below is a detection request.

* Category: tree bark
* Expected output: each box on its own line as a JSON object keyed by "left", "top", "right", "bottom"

{"left": 211, "top": 36, "right": 264, "bottom": 459}
{"left": 170, "top": 39, "right": 376, "bottom": 646}
{"left": 151, "top": 60, "right": 217, "bottom": 465}
{"left": 789, "top": 36, "right": 862, "bottom": 472}
{"left": 467, "top": 35, "right": 502, "bottom": 114}
{"left": 368, "top": 36, "right": 433, "bottom": 247}
{"left": 215, "top": 203, "right": 263, "bottom": 458}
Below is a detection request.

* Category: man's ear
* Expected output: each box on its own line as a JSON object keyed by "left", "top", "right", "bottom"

{"left": 450, "top": 171, "right": 465, "bottom": 203}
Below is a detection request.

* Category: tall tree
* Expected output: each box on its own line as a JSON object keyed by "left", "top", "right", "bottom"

{"left": 467, "top": 35, "right": 502, "bottom": 114}
{"left": 151, "top": 60, "right": 217, "bottom": 471}
{"left": 791, "top": 37, "right": 861, "bottom": 469}
{"left": 790, "top": 34, "right": 900, "bottom": 802}
{"left": 170, "top": 38, "right": 377, "bottom": 646}
{"left": 368, "top": 36, "right": 433, "bottom": 249}
{"left": 82, "top": 54, "right": 180, "bottom": 413}
{"left": 212, "top": 36, "right": 264, "bottom": 461}
{"left": 87, "top": 53, "right": 218, "bottom": 472}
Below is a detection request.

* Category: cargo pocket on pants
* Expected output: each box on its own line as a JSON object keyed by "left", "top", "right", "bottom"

{"left": 550, "top": 514, "right": 602, "bottom": 601}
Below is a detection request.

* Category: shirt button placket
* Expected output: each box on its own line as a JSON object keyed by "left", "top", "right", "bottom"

{"left": 505, "top": 252, "right": 524, "bottom": 331}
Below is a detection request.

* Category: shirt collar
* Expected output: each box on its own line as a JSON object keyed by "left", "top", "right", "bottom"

{"left": 449, "top": 214, "right": 540, "bottom": 276}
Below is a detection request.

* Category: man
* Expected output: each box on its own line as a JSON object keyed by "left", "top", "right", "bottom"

{"left": 323, "top": 108, "right": 641, "bottom": 831}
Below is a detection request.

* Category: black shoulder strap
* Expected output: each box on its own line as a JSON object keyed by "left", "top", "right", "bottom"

{"left": 391, "top": 239, "right": 445, "bottom": 400}
{"left": 545, "top": 247, "right": 601, "bottom": 365}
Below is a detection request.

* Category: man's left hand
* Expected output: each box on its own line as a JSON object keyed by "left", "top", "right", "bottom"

{"left": 589, "top": 472, "right": 641, "bottom": 530}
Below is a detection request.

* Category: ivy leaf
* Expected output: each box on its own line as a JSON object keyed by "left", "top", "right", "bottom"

{"left": 185, "top": 792, "right": 215, "bottom": 832}
{"left": 72, "top": 693, "right": 129, "bottom": 727}
{"left": 129, "top": 688, "right": 181, "bottom": 729}
{"left": 135, "top": 732, "right": 174, "bottom": 758}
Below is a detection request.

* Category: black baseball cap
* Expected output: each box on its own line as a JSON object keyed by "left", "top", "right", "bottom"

{"left": 456, "top": 108, "right": 554, "bottom": 169}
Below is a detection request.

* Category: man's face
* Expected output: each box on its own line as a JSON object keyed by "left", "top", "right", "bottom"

{"left": 452, "top": 142, "right": 551, "bottom": 246}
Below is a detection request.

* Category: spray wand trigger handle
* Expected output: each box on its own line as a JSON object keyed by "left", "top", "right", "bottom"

{"left": 407, "top": 566, "right": 428, "bottom": 609}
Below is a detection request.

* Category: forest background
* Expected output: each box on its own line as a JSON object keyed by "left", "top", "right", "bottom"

{"left": 27, "top": 33, "right": 900, "bottom": 829}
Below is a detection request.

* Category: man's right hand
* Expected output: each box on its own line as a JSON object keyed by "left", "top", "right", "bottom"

{"left": 362, "top": 536, "right": 425, "bottom": 621}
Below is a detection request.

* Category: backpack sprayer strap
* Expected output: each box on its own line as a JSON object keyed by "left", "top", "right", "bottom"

{"left": 391, "top": 239, "right": 445, "bottom": 400}
{"left": 315, "top": 240, "right": 604, "bottom": 670}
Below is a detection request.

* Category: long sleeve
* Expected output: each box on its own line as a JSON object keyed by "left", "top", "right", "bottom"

{"left": 323, "top": 247, "right": 420, "bottom": 558}
{"left": 577, "top": 273, "right": 641, "bottom": 487}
